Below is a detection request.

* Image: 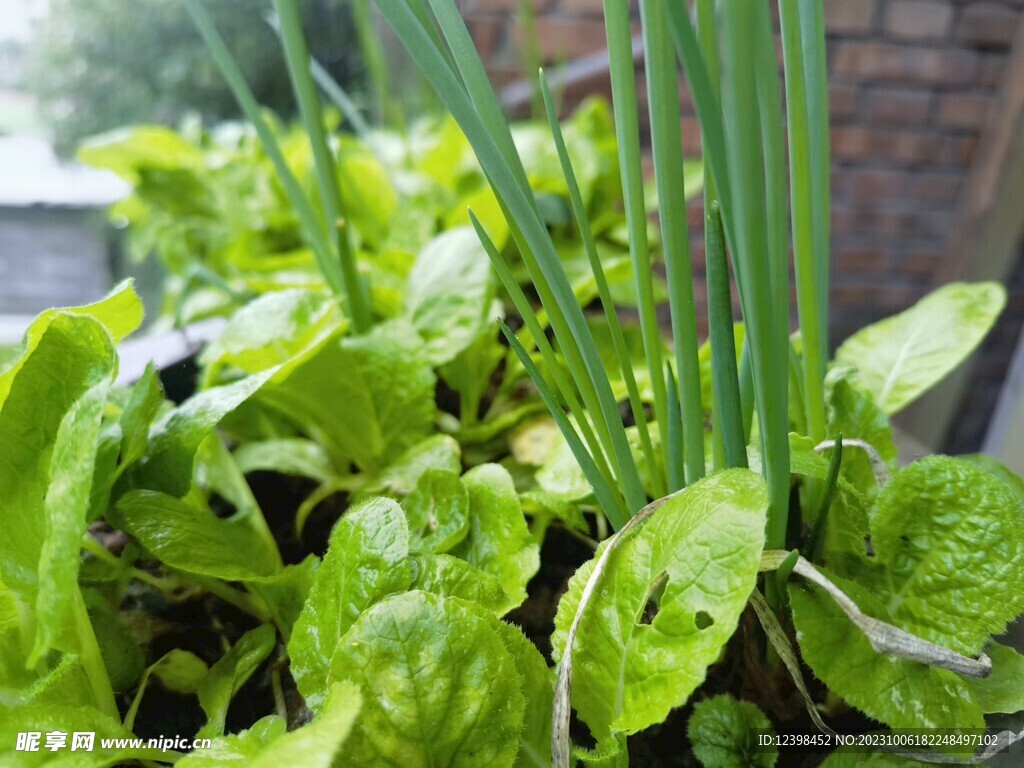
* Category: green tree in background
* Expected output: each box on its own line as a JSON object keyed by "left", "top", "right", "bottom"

{"left": 26, "top": 0, "right": 362, "bottom": 154}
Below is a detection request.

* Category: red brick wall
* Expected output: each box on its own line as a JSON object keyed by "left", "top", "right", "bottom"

{"left": 461, "top": 0, "right": 1024, "bottom": 353}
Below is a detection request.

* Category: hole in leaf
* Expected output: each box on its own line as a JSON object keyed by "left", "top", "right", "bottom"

{"left": 695, "top": 611, "right": 714, "bottom": 630}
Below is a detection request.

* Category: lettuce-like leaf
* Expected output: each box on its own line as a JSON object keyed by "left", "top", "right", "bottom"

{"left": 409, "top": 554, "right": 508, "bottom": 611}
{"left": 687, "top": 695, "right": 777, "bottom": 768}
{"left": 790, "top": 572, "right": 985, "bottom": 730}
{"left": 256, "top": 320, "right": 435, "bottom": 472}
{"left": 329, "top": 592, "right": 525, "bottom": 767}
{"left": 233, "top": 438, "right": 334, "bottom": 483}
{"left": 368, "top": 434, "right": 462, "bottom": 496}
{"left": 870, "top": 457, "right": 1024, "bottom": 655}
{"left": 404, "top": 469, "right": 470, "bottom": 554}
{"left": 197, "top": 624, "right": 276, "bottom": 738}
{"left": 116, "top": 369, "right": 277, "bottom": 499}
{"left": 118, "top": 490, "right": 280, "bottom": 580}
{"left": 495, "top": 621, "right": 553, "bottom": 768}
{"left": 551, "top": 469, "right": 767, "bottom": 737}
{"left": 965, "top": 643, "right": 1024, "bottom": 714}
{"left": 180, "top": 682, "right": 361, "bottom": 768}
{"left": 245, "top": 555, "right": 320, "bottom": 642}
{"left": 199, "top": 288, "right": 345, "bottom": 385}
{"left": 835, "top": 282, "right": 1005, "bottom": 414}
{"left": 288, "top": 497, "right": 413, "bottom": 710}
{"left": 0, "top": 284, "right": 142, "bottom": 693}
{"left": 825, "top": 367, "right": 898, "bottom": 496}
{"left": 451, "top": 464, "right": 540, "bottom": 613}
{"left": 404, "top": 227, "right": 494, "bottom": 366}
{"left": 790, "top": 456, "right": 1024, "bottom": 730}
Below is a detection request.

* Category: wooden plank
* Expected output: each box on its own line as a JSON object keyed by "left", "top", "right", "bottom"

{"left": 895, "top": 19, "right": 1024, "bottom": 450}
{"left": 983, "top": 320, "right": 1024, "bottom": 473}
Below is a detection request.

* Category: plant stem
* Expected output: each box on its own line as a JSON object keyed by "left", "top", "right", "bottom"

{"left": 472, "top": 214, "right": 631, "bottom": 522}
{"left": 81, "top": 536, "right": 180, "bottom": 592}
{"left": 705, "top": 203, "right": 746, "bottom": 469}
{"left": 185, "top": 0, "right": 351, "bottom": 312}
{"left": 602, "top": 0, "right": 670, "bottom": 490}
{"left": 666, "top": 365, "right": 685, "bottom": 491}
{"left": 640, "top": 0, "right": 705, "bottom": 486}
{"left": 73, "top": 589, "right": 118, "bottom": 718}
{"left": 780, "top": 0, "right": 827, "bottom": 443}
{"left": 720, "top": 0, "right": 790, "bottom": 551}
{"left": 191, "top": 575, "right": 273, "bottom": 623}
{"left": 351, "top": 0, "right": 404, "bottom": 130}
{"left": 395, "top": 0, "right": 646, "bottom": 514}
{"left": 501, "top": 321, "right": 628, "bottom": 530}
{"left": 274, "top": 0, "right": 371, "bottom": 333}
{"left": 538, "top": 73, "right": 660, "bottom": 501}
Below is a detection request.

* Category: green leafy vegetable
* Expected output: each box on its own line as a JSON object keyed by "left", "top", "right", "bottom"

{"left": 451, "top": 464, "right": 540, "bottom": 613}
{"left": 403, "top": 469, "right": 471, "bottom": 554}
{"left": 835, "top": 283, "right": 1006, "bottom": 414}
{"left": 965, "top": 643, "right": 1024, "bottom": 714}
{"left": 180, "top": 682, "right": 361, "bottom": 768}
{"left": 199, "top": 288, "right": 345, "bottom": 384}
{"left": 552, "top": 470, "right": 767, "bottom": 737}
{"left": 198, "top": 624, "right": 276, "bottom": 738}
{"left": 404, "top": 227, "right": 495, "bottom": 365}
{"left": 329, "top": 592, "right": 526, "bottom": 767}
{"left": 790, "top": 572, "right": 985, "bottom": 730}
{"left": 687, "top": 695, "right": 778, "bottom": 768}
{"left": 118, "top": 490, "right": 281, "bottom": 580}
{"left": 256, "top": 320, "right": 435, "bottom": 472}
{"left": 408, "top": 554, "right": 508, "bottom": 611}
{"left": 289, "top": 497, "right": 413, "bottom": 710}
{"left": 870, "top": 457, "right": 1024, "bottom": 655}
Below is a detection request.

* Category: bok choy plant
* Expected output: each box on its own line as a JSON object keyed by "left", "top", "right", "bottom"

{"left": 4, "top": 1, "right": 1023, "bottom": 766}
{"left": 371, "top": 0, "right": 1024, "bottom": 764}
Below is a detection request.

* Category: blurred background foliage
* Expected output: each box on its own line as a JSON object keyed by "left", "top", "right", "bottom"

{"left": 24, "top": 0, "right": 364, "bottom": 154}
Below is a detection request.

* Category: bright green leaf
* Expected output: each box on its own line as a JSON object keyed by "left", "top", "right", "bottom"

{"left": 181, "top": 681, "right": 361, "bottom": 768}
{"left": 245, "top": 556, "right": 320, "bottom": 642}
{"left": 79, "top": 125, "right": 205, "bottom": 181}
{"left": 198, "top": 624, "right": 276, "bottom": 738}
{"left": 118, "top": 363, "right": 165, "bottom": 470}
{"left": 369, "top": 434, "right": 463, "bottom": 497}
{"left": 33, "top": 377, "right": 112, "bottom": 663}
{"left": 451, "top": 464, "right": 540, "bottom": 613}
{"left": 329, "top": 592, "right": 525, "bottom": 767}
{"left": 835, "top": 282, "right": 1006, "bottom": 414}
{"left": 551, "top": 470, "right": 768, "bottom": 737}
{"left": 288, "top": 497, "right": 413, "bottom": 710}
{"left": 233, "top": 439, "right": 335, "bottom": 484}
{"left": 403, "top": 469, "right": 470, "bottom": 554}
{"left": 118, "top": 490, "right": 280, "bottom": 580}
{"left": 404, "top": 227, "right": 494, "bottom": 366}
{"left": 117, "top": 369, "right": 277, "bottom": 499}
{"left": 789, "top": 572, "right": 985, "bottom": 730}
{"left": 495, "top": 621, "right": 553, "bottom": 768}
{"left": 687, "top": 695, "right": 777, "bottom": 768}
{"left": 825, "top": 367, "right": 898, "bottom": 496}
{"left": 965, "top": 643, "right": 1024, "bottom": 714}
{"left": 257, "top": 320, "right": 435, "bottom": 471}
{"left": 199, "top": 289, "right": 344, "bottom": 385}
{"left": 150, "top": 649, "right": 209, "bottom": 695}
{"left": 409, "top": 554, "right": 508, "bottom": 614}
{"left": 871, "top": 457, "right": 1024, "bottom": 655}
